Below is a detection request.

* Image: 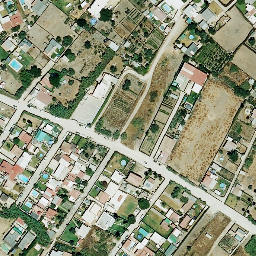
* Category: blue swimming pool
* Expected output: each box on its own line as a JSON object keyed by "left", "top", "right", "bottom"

{"left": 18, "top": 174, "right": 29, "bottom": 183}
{"left": 9, "top": 59, "right": 23, "bottom": 72}
{"left": 19, "top": 0, "right": 25, "bottom": 5}
{"left": 31, "top": 189, "right": 39, "bottom": 197}
{"left": 42, "top": 173, "right": 48, "bottom": 179}
{"left": 25, "top": 201, "right": 32, "bottom": 208}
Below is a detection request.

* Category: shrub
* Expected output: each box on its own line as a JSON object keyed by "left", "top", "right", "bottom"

{"left": 230, "top": 64, "right": 239, "bottom": 73}
{"left": 249, "top": 37, "right": 255, "bottom": 46}
{"left": 149, "top": 91, "right": 158, "bottom": 102}
{"left": 150, "top": 123, "right": 159, "bottom": 133}
{"left": 84, "top": 40, "right": 91, "bottom": 49}
{"left": 245, "top": 235, "right": 256, "bottom": 255}
{"left": 138, "top": 198, "right": 150, "bottom": 210}
{"left": 49, "top": 72, "right": 61, "bottom": 88}
{"left": 127, "top": 214, "right": 136, "bottom": 224}
{"left": 227, "top": 150, "right": 239, "bottom": 163}
{"left": 62, "top": 35, "right": 73, "bottom": 47}
{"left": 122, "top": 79, "right": 131, "bottom": 91}
{"left": 99, "top": 8, "right": 113, "bottom": 22}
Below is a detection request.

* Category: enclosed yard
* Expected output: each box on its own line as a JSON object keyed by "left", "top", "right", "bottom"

{"left": 213, "top": 7, "right": 252, "bottom": 52}
{"left": 100, "top": 74, "right": 145, "bottom": 132}
{"left": 54, "top": 30, "right": 106, "bottom": 79}
{"left": 233, "top": 45, "right": 256, "bottom": 80}
{"left": 117, "top": 195, "right": 138, "bottom": 218}
{"left": 36, "top": 3, "right": 77, "bottom": 38}
{"left": 168, "top": 79, "right": 242, "bottom": 183}
{"left": 123, "top": 50, "right": 183, "bottom": 149}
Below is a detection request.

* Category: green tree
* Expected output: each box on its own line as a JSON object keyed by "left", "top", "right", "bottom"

{"left": 245, "top": 235, "right": 256, "bottom": 255}
{"left": 227, "top": 150, "right": 239, "bottom": 163}
{"left": 49, "top": 72, "right": 61, "bottom": 88}
{"left": 138, "top": 198, "right": 150, "bottom": 210}
{"left": 56, "top": 36, "right": 62, "bottom": 43}
{"left": 30, "top": 65, "right": 41, "bottom": 77}
{"left": 127, "top": 214, "right": 136, "bottom": 224}
{"left": 84, "top": 40, "right": 91, "bottom": 49}
{"left": 171, "top": 186, "right": 181, "bottom": 198}
{"left": 249, "top": 37, "right": 255, "bottom": 46}
{"left": 122, "top": 79, "right": 131, "bottom": 91}
{"left": 230, "top": 64, "right": 239, "bottom": 73}
{"left": 110, "top": 65, "right": 117, "bottom": 73}
{"left": 68, "top": 68, "right": 75, "bottom": 76}
{"left": 99, "top": 8, "right": 113, "bottom": 22}
{"left": 62, "top": 35, "right": 73, "bottom": 47}
{"left": 13, "top": 137, "right": 20, "bottom": 145}
{"left": 18, "top": 31, "right": 26, "bottom": 40}
{"left": 149, "top": 90, "right": 158, "bottom": 102}
{"left": 64, "top": 49, "right": 76, "bottom": 62}
{"left": 150, "top": 123, "right": 159, "bottom": 133}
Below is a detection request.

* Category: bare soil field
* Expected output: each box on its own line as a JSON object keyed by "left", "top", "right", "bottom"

{"left": 36, "top": 3, "right": 77, "bottom": 38}
{"left": 0, "top": 217, "right": 14, "bottom": 242}
{"left": 123, "top": 50, "right": 183, "bottom": 149}
{"left": 219, "top": 0, "right": 235, "bottom": 6}
{"left": 233, "top": 45, "right": 256, "bottom": 80}
{"left": 233, "top": 246, "right": 249, "bottom": 256}
{"left": 0, "top": 102, "right": 15, "bottom": 118}
{"left": 54, "top": 30, "right": 105, "bottom": 79}
{"left": 101, "top": 74, "right": 145, "bottom": 131}
{"left": 187, "top": 212, "right": 230, "bottom": 256}
{"left": 168, "top": 79, "right": 242, "bottom": 183}
{"left": 0, "top": 70, "right": 21, "bottom": 94}
{"left": 17, "top": 112, "right": 42, "bottom": 130}
{"left": 213, "top": 7, "right": 252, "bottom": 52}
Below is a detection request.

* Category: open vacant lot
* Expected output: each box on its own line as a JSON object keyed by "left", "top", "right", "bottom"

{"left": 168, "top": 79, "right": 242, "bottom": 183}
{"left": 233, "top": 45, "right": 256, "bottom": 80}
{"left": 187, "top": 212, "right": 230, "bottom": 256}
{"left": 123, "top": 50, "right": 183, "bottom": 149}
{"left": 213, "top": 7, "right": 252, "bottom": 52}
{"left": 36, "top": 3, "right": 77, "bottom": 38}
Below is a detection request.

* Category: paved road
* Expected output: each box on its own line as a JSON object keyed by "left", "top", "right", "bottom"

{"left": 223, "top": 131, "right": 256, "bottom": 202}
{"left": 42, "top": 149, "right": 114, "bottom": 256}
{"left": 109, "top": 178, "right": 170, "bottom": 256}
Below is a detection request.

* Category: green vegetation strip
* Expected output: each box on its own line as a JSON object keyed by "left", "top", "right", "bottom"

{"left": 0, "top": 204, "right": 50, "bottom": 246}
{"left": 49, "top": 48, "right": 115, "bottom": 118}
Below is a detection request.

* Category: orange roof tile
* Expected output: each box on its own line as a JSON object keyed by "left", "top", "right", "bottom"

{"left": 19, "top": 131, "right": 32, "bottom": 144}
{"left": 46, "top": 208, "right": 57, "bottom": 220}
{"left": 180, "top": 63, "right": 208, "bottom": 86}
{"left": 10, "top": 12, "right": 23, "bottom": 27}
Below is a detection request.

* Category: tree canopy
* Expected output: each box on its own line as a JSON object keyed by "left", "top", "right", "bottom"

{"left": 99, "top": 8, "right": 113, "bottom": 22}
{"left": 138, "top": 198, "right": 150, "bottom": 210}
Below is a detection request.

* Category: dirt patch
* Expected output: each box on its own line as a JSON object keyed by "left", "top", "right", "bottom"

{"left": 123, "top": 50, "right": 183, "bottom": 149}
{"left": 213, "top": 7, "right": 252, "bottom": 52}
{"left": 187, "top": 212, "right": 230, "bottom": 256}
{"left": 0, "top": 217, "right": 14, "bottom": 242}
{"left": 17, "top": 112, "right": 42, "bottom": 130}
{"left": 168, "top": 79, "right": 242, "bottom": 183}
{"left": 36, "top": 3, "right": 77, "bottom": 38}
{"left": 101, "top": 74, "right": 145, "bottom": 132}
{"left": 233, "top": 246, "right": 249, "bottom": 256}
{"left": 233, "top": 45, "right": 256, "bottom": 80}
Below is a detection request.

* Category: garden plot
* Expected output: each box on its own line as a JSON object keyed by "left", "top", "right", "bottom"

{"left": 140, "top": 89, "right": 180, "bottom": 155}
{"left": 123, "top": 51, "right": 183, "bottom": 149}
{"left": 54, "top": 30, "right": 106, "bottom": 79}
{"left": 99, "top": 74, "right": 145, "bottom": 132}
{"left": 168, "top": 79, "right": 242, "bottom": 184}
{"left": 233, "top": 45, "right": 256, "bottom": 80}
{"left": 193, "top": 41, "right": 231, "bottom": 74}
{"left": 213, "top": 7, "right": 252, "bottom": 52}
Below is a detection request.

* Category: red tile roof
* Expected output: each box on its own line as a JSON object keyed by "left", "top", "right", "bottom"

{"left": 0, "top": 161, "right": 23, "bottom": 180}
{"left": 19, "top": 131, "right": 32, "bottom": 144}
{"left": 46, "top": 208, "right": 57, "bottom": 220}
{"left": 180, "top": 215, "right": 192, "bottom": 229}
{"left": 180, "top": 63, "right": 208, "bottom": 86}
{"left": 10, "top": 12, "right": 23, "bottom": 27}
{"left": 2, "top": 21, "right": 12, "bottom": 31}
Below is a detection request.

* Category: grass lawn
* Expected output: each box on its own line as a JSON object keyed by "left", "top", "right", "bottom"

{"left": 23, "top": 169, "right": 32, "bottom": 178}
{"left": 27, "top": 247, "right": 43, "bottom": 256}
{"left": 61, "top": 221, "right": 78, "bottom": 244}
{"left": 37, "top": 181, "right": 47, "bottom": 191}
{"left": 72, "top": 134, "right": 80, "bottom": 145}
{"left": 2, "top": 140, "right": 14, "bottom": 151}
{"left": 117, "top": 195, "right": 138, "bottom": 218}
{"left": 59, "top": 201, "right": 74, "bottom": 213}
{"left": 143, "top": 209, "right": 172, "bottom": 238}
{"left": 89, "top": 186, "right": 100, "bottom": 198}
{"left": 0, "top": 46, "right": 9, "bottom": 61}
{"left": 225, "top": 193, "right": 238, "bottom": 209}
{"left": 236, "top": 1, "right": 246, "bottom": 14}
{"left": 29, "top": 156, "right": 40, "bottom": 168}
